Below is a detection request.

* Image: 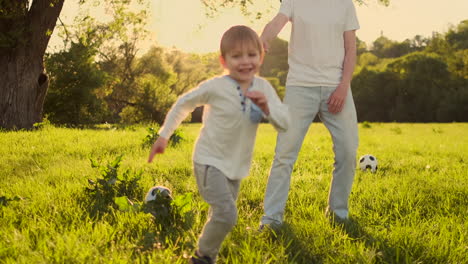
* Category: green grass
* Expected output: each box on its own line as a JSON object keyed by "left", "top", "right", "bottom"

{"left": 1, "top": 123, "right": 467, "bottom": 263}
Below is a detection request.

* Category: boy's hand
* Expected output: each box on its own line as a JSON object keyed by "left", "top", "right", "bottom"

{"left": 246, "top": 91, "right": 270, "bottom": 115}
{"left": 148, "top": 137, "right": 169, "bottom": 163}
{"left": 327, "top": 83, "right": 348, "bottom": 114}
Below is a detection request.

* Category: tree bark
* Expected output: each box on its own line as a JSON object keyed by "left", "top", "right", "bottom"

{"left": 0, "top": 0, "right": 64, "bottom": 129}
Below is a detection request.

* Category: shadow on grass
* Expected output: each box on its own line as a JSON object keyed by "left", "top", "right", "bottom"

{"left": 133, "top": 209, "right": 196, "bottom": 256}
{"left": 264, "top": 223, "right": 322, "bottom": 263}
{"left": 332, "top": 216, "right": 407, "bottom": 263}
{"left": 266, "top": 217, "right": 404, "bottom": 263}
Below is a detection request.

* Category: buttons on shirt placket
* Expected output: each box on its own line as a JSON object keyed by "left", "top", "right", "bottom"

{"left": 237, "top": 86, "right": 247, "bottom": 112}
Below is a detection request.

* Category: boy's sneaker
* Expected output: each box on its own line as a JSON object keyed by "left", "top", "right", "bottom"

{"left": 189, "top": 251, "right": 213, "bottom": 264}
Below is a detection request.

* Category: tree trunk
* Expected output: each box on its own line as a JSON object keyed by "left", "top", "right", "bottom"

{"left": 0, "top": 50, "right": 49, "bottom": 129}
{"left": 0, "top": 0, "right": 64, "bottom": 129}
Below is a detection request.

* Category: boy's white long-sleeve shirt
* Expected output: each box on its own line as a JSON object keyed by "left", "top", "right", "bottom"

{"left": 158, "top": 75, "right": 290, "bottom": 180}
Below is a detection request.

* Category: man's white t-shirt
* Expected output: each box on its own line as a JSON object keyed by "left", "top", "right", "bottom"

{"left": 280, "top": 0, "right": 360, "bottom": 87}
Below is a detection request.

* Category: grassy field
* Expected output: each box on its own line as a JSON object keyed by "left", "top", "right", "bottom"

{"left": 1, "top": 123, "right": 467, "bottom": 263}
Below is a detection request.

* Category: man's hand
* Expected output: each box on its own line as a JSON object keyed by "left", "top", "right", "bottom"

{"left": 261, "top": 38, "right": 270, "bottom": 53}
{"left": 327, "top": 83, "right": 349, "bottom": 114}
{"left": 260, "top": 13, "right": 289, "bottom": 54}
{"left": 148, "top": 137, "right": 169, "bottom": 163}
{"left": 246, "top": 91, "right": 270, "bottom": 115}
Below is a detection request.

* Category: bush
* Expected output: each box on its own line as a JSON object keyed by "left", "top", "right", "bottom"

{"left": 142, "top": 127, "right": 185, "bottom": 147}
{"left": 84, "top": 155, "right": 143, "bottom": 218}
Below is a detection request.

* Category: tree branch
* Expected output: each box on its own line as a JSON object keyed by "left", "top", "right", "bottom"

{"left": 27, "top": 0, "right": 65, "bottom": 58}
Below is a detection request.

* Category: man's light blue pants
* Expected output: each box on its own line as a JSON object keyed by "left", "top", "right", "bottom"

{"left": 262, "top": 86, "right": 359, "bottom": 224}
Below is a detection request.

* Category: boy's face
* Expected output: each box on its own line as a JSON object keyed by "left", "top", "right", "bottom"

{"left": 221, "top": 43, "right": 262, "bottom": 86}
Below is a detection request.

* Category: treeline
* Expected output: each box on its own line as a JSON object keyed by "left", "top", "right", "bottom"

{"left": 261, "top": 20, "right": 468, "bottom": 122}
{"left": 43, "top": 2, "right": 223, "bottom": 126}
{"left": 44, "top": 11, "right": 467, "bottom": 125}
{"left": 45, "top": 43, "right": 222, "bottom": 125}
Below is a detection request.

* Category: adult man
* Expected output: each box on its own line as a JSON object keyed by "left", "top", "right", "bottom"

{"left": 260, "top": 0, "right": 360, "bottom": 227}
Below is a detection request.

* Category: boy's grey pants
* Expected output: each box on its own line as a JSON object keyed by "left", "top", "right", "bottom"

{"left": 262, "top": 86, "right": 359, "bottom": 224}
{"left": 193, "top": 163, "right": 240, "bottom": 262}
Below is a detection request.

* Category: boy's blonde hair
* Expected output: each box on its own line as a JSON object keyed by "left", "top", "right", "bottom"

{"left": 220, "top": 25, "right": 264, "bottom": 58}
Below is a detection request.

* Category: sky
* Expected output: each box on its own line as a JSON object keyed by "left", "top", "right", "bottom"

{"left": 51, "top": 0, "right": 468, "bottom": 54}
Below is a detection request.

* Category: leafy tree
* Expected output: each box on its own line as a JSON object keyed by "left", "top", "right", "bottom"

{"left": 436, "top": 79, "right": 468, "bottom": 122}
{"left": 356, "top": 37, "right": 368, "bottom": 56}
{"left": 449, "top": 49, "right": 468, "bottom": 79}
{"left": 129, "top": 48, "right": 221, "bottom": 124}
{"left": 446, "top": 20, "right": 468, "bottom": 50}
{"left": 165, "top": 50, "right": 223, "bottom": 95}
{"left": 91, "top": 1, "right": 149, "bottom": 122}
{"left": 371, "top": 36, "right": 412, "bottom": 58}
{"left": 41, "top": 0, "right": 149, "bottom": 125}
{"left": 0, "top": 0, "right": 148, "bottom": 129}
{"left": 353, "top": 50, "right": 464, "bottom": 122}
{"left": 0, "top": 0, "right": 65, "bottom": 129}
{"left": 260, "top": 37, "right": 288, "bottom": 85}
{"left": 352, "top": 68, "right": 399, "bottom": 121}
{"left": 387, "top": 52, "right": 450, "bottom": 122}
{"left": 357, "top": 52, "right": 379, "bottom": 67}
{"left": 136, "top": 46, "right": 174, "bottom": 83}
{"left": 409, "top": 35, "right": 429, "bottom": 51}
{"left": 425, "top": 32, "right": 450, "bottom": 56}
{"left": 119, "top": 74, "right": 177, "bottom": 124}
{"left": 44, "top": 41, "right": 108, "bottom": 124}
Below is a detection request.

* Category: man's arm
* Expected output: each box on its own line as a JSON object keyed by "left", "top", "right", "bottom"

{"left": 327, "top": 30, "right": 357, "bottom": 114}
{"left": 260, "top": 13, "right": 289, "bottom": 52}
{"left": 341, "top": 30, "right": 357, "bottom": 89}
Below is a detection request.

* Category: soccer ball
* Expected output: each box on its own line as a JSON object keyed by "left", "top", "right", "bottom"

{"left": 144, "top": 186, "right": 173, "bottom": 220}
{"left": 144, "top": 186, "right": 173, "bottom": 202}
{"left": 359, "top": 154, "right": 378, "bottom": 173}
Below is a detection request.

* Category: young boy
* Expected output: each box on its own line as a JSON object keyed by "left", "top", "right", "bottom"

{"left": 147, "top": 25, "right": 290, "bottom": 264}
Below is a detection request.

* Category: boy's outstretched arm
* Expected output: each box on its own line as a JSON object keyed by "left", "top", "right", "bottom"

{"left": 260, "top": 13, "right": 289, "bottom": 52}
{"left": 148, "top": 137, "right": 169, "bottom": 163}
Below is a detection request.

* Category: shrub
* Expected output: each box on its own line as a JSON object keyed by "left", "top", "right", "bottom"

{"left": 84, "top": 155, "right": 143, "bottom": 218}
{"left": 142, "top": 127, "right": 185, "bottom": 147}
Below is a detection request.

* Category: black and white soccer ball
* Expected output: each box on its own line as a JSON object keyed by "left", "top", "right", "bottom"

{"left": 144, "top": 186, "right": 173, "bottom": 202}
{"left": 359, "top": 154, "right": 378, "bottom": 173}
{"left": 144, "top": 186, "right": 173, "bottom": 219}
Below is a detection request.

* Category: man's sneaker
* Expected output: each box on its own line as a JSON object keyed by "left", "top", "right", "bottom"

{"left": 189, "top": 251, "right": 213, "bottom": 264}
{"left": 325, "top": 209, "right": 348, "bottom": 226}
{"left": 258, "top": 222, "right": 282, "bottom": 233}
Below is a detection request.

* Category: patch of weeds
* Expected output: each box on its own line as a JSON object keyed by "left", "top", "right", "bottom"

{"left": 84, "top": 154, "right": 144, "bottom": 218}
{"left": 115, "top": 189, "right": 194, "bottom": 230}
{"left": 169, "top": 129, "right": 185, "bottom": 146}
{"left": 153, "top": 192, "right": 193, "bottom": 229}
{"left": 361, "top": 121, "right": 372, "bottom": 128}
{"left": 142, "top": 127, "right": 185, "bottom": 147}
{"left": 0, "top": 195, "right": 23, "bottom": 207}
{"left": 32, "top": 115, "right": 52, "bottom": 130}
{"left": 116, "top": 188, "right": 195, "bottom": 253}
{"left": 83, "top": 154, "right": 194, "bottom": 255}
{"left": 390, "top": 127, "right": 402, "bottom": 134}
{"left": 142, "top": 127, "right": 159, "bottom": 147}
{"left": 83, "top": 154, "right": 193, "bottom": 231}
